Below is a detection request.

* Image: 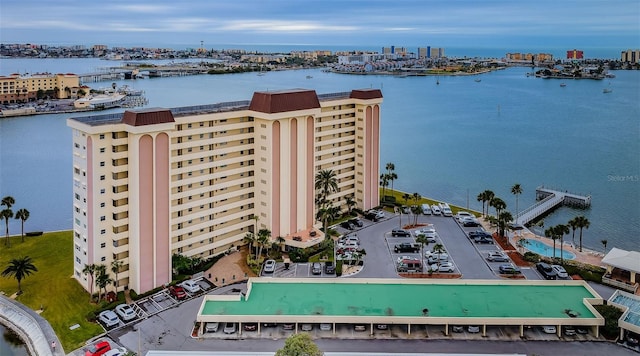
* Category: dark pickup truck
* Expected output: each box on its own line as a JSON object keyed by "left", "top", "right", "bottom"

{"left": 394, "top": 243, "right": 421, "bottom": 253}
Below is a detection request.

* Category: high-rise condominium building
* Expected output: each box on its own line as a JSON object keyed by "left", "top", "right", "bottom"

{"left": 67, "top": 88, "right": 383, "bottom": 294}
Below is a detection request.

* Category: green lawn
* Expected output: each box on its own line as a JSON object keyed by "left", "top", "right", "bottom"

{"left": 0, "top": 231, "right": 103, "bottom": 351}
{"left": 380, "top": 188, "right": 481, "bottom": 216}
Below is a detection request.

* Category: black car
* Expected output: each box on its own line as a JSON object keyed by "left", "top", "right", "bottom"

{"left": 474, "top": 236, "right": 494, "bottom": 244}
{"left": 468, "top": 230, "right": 492, "bottom": 239}
{"left": 340, "top": 221, "right": 355, "bottom": 230}
{"left": 391, "top": 229, "right": 411, "bottom": 237}
{"left": 463, "top": 220, "right": 481, "bottom": 227}
{"left": 363, "top": 211, "right": 379, "bottom": 221}
{"left": 349, "top": 218, "right": 363, "bottom": 227}
{"left": 536, "top": 262, "right": 557, "bottom": 280}
{"left": 324, "top": 261, "right": 335, "bottom": 274}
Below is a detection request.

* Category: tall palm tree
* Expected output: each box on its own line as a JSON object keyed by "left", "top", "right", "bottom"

{"left": 489, "top": 197, "right": 506, "bottom": 218}
{"left": 95, "top": 265, "right": 113, "bottom": 300}
{"left": 252, "top": 215, "right": 260, "bottom": 235}
{"left": 411, "top": 205, "right": 422, "bottom": 226}
{"left": 380, "top": 174, "right": 389, "bottom": 200}
{"left": 415, "top": 234, "right": 430, "bottom": 270}
{"left": 1, "top": 196, "right": 15, "bottom": 209}
{"left": 256, "top": 228, "right": 271, "bottom": 258}
{"left": 476, "top": 192, "right": 486, "bottom": 217}
{"left": 575, "top": 216, "right": 591, "bottom": 252}
{"left": 82, "top": 264, "right": 97, "bottom": 302}
{"left": 1, "top": 209, "right": 13, "bottom": 247}
{"left": 243, "top": 232, "right": 257, "bottom": 258}
{"left": 482, "top": 190, "right": 495, "bottom": 216}
{"left": 601, "top": 239, "right": 608, "bottom": 254}
{"left": 386, "top": 162, "right": 397, "bottom": 195}
{"left": 345, "top": 195, "right": 356, "bottom": 216}
{"left": 554, "top": 224, "right": 570, "bottom": 265}
{"left": 567, "top": 217, "right": 578, "bottom": 247}
{"left": 315, "top": 170, "right": 338, "bottom": 232}
{"left": 1, "top": 256, "right": 37, "bottom": 294}
{"left": 110, "top": 260, "right": 124, "bottom": 289}
{"left": 388, "top": 172, "right": 398, "bottom": 196}
{"left": 544, "top": 228, "right": 557, "bottom": 259}
{"left": 511, "top": 184, "right": 522, "bottom": 223}
{"left": 498, "top": 211, "right": 513, "bottom": 238}
{"left": 14, "top": 208, "right": 29, "bottom": 243}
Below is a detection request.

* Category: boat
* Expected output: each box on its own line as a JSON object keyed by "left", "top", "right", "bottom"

{"left": 603, "top": 88, "right": 612, "bottom": 93}
{"left": 474, "top": 78, "right": 481, "bottom": 82}
{"left": 306, "top": 75, "right": 313, "bottom": 79}
{"left": 560, "top": 83, "right": 566, "bottom": 87}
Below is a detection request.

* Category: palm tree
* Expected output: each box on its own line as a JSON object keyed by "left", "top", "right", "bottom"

{"left": 498, "top": 211, "right": 513, "bottom": 238}
{"left": 252, "top": 215, "right": 260, "bottom": 235}
{"left": 575, "top": 216, "right": 591, "bottom": 252}
{"left": 14, "top": 208, "right": 29, "bottom": 242}
{"left": 380, "top": 174, "right": 389, "bottom": 200}
{"left": 431, "top": 244, "right": 446, "bottom": 268}
{"left": 415, "top": 234, "right": 430, "bottom": 270}
{"left": 554, "top": 224, "right": 570, "bottom": 265}
{"left": 544, "top": 228, "right": 557, "bottom": 259}
{"left": 387, "top": 172, "right": 398, "bottom": 196}
{"left": 1, "top": 209, "right": 13, "bottom": 247}
{"left": 95, "top": 265, "right": 113, "bottom": 300}
{"left": 1, "top": 196, "right": 15, "bottom": 247}
{"left": 489, "top": 197, "right": 506, "bottom": 218}
{"left": 1, "top": 256, "right": 37, "bottom": 294}
{"left": 315, "top": 170, "right": 338, "bottom": 232}
{"left": 111, "top": 260, "right": 124, "bottom": 289}
{"left": 82, "top": 264, "right": 97, "bottom": 302}
{"left": 567, "top": 217, "right": 578, "bottom": 247}
{"left": 345, "top": 195, "right": 356, "bottom": 216}
{"left": 411, "top": 205, "right": 422, "bottom": 226}
{"left": 477, "top": 193, "right": 486, "bottom": 217}
{"left": 386, "top": 162, "right": 397, "bottom": 195}
{"left": 511, "top": 184, "right": 522, "bottom": 223}
{"left": 243, "top": 232, "right": 258, "bottom": 258}
{"left": 256, "top": 228, "right": 271, "bottom": 259}
{"left": 481, "top": 190, "right": 495, "bottom": 216}
{"left": 601, "top": 239, "right": 608, "bottom": 254}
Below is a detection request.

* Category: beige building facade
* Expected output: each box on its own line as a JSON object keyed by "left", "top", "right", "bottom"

{"left": 67, "top": 89, "right": 382, "bottom": 294}
{"left": 0, "top": 73, "right": 80, "bottom": 103}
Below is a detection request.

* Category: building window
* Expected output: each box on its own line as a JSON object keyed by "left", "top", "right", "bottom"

{"left": 101, "top": 229, "right": 106, "bottom": 234}
{"left": 100, "top": 242, "right": 106, "bottom": 248}
{"left": 101, "top": 257, "right": 106, "bottom": 262}
{"left": 100, "top": 188, "right": 105, "bottom": 194}
{"left": 100, "top": 216, "right": 106, "bottom": 221}
{"left": 100, "top": 161, "right": 105, "bottom": 167}
{"left": 99, "top": 134, "right": 105, "bottom": 139}
{"left": 100, "top": 148, "right": 105, "bottom": 153}
{"left": 100, "top": 202, "right": 105, "bottom": 208}
{"left": 100, "top": 175, "right": 105, "bottom": 180}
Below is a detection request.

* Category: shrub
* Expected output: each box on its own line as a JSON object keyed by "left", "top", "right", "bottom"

{"left": 594, "top": 304, "right": 624, "bottom": 339}
{"left": 523, "top": 252, "right": 540, "bottom": 263}
{"left": 335, "top": 260, "right": 343, "bottom": 276}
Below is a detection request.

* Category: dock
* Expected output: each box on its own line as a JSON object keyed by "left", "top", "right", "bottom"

{"left": 515, "top": 186, "right": 591, "bottom": 225}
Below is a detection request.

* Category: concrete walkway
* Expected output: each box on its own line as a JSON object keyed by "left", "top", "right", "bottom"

{"left": 0, "top": 294, "right": 62, "bottom": 356}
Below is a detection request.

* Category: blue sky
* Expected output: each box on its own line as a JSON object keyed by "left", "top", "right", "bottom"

{"left": 1, "top": 0, "right": 639, "bottom": 53}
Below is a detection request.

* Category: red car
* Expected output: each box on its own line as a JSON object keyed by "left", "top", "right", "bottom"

{"left": 85, "top": 340, "right": 111, "bottom": 356}
{"left": 169, "top": 285, "right": 187, "bottom": 300}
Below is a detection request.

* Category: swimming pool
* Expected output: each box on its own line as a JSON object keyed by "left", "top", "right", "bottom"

{"left": 523, "top": 239, "right": 575, "bottom": 260}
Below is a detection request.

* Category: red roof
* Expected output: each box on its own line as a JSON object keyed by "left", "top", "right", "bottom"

{"left": 249, "top": 89, "right": 320, "bottom": 114}
{"left": 122, "top": 108, "right": 175, "bottom": 126}
{"left": 350, "top": 89, "right": 383, "bottom": 100}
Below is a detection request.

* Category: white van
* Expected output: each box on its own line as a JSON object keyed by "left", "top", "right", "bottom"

{"left": 439, "top": 203, "right": 453, "bottom": 217}
{"left": 431, "top": 204, "right": 441, "bottom": 215}
{"left": 421, "top": 204, "right": 431, "bottom": 215}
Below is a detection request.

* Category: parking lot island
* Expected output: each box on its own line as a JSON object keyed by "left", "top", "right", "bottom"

{"left": 195, "top": 277, "right": 605, "bottom": 338}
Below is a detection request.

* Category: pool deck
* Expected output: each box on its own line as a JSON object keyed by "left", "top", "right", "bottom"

{"left": 197, "top": 278, "right": 605, "bottom": 337}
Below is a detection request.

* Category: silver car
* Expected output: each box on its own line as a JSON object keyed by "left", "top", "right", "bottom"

{"left": 98, "top": 310, "right": 120, "bottom": 328}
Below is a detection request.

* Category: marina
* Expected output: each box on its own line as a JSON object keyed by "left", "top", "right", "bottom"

{"left": 516, "top": 187, "right": 591, "bottom": 225}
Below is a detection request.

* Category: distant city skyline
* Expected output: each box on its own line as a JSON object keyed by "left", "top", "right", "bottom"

{"left": 1, "top": 0, "right": 639, "bottom": 54}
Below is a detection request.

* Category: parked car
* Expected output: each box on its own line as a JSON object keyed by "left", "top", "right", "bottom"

{"left": 455, "top": 211, "right": 474, "bottom": 222}
{"left": 552, "top": 264, "right": 569, "bottom": 279}
{"left": 536, "top": 262, "right": 557, "bottom": 280}
{"left": 563, "top": 326, "right": 576, "bottom": 336}
{"left": 421, "top": 204, "right": 432, "bottom": 215}
{"left": 312, "top": 262, "right": 322, "bottom": 275}
{"left": 354, "top": 325, "right": 367, "bottom": 331}
{"left": 263, "top": 259, "right": 276, "bottom": 274}
{"left": 364, "top": 210, "right": 384, "bottom": 221}
{"left": 85, "top": 341, "right": 111, "bottom": 356}
{"left": 542, "top": 325, "right": 557, "bottom": 334}
{"left": 499, "top": 264, "right": 521, "bottom": 274}
{"left": 169, "top": 285, "right": 187, "bottom": 300}
{"left": 324, "top": 261, "right": 335, "bottom": 274}
{"left": 205, "top": 322, "right": 219, "bottom": 333}
{"left": 576, "top": 326, "right": 589, "bottom": 334}
{"left": 114, "top": 304, "right": 136, "bottom": 322}
{"left": 463, "top": 219, "right": 481, "bottom": 227}
{"left": 427, "top": 254, "right": 449, "bottom": 264}
{"left": 468, "top": 230, "right": 492, "bottom": 239}
{"left": 467, "top": 325, "right": 480, "bottom": 333}
{"left": 180, "top": 279, "right": 202, "bottom": 293}
{"left": 98, "top": 310, "right": 119, "bottom": 328}
{"left": 431, "top": 205, "right": 442, "bottom": 215}
{"left": 397, "top": 259, "right": 423, "bottom": 273}
{"left": 487, "top": 251, "right": 509, "bottom": 262}
{"left": 391, "top": 229, "right": 411, "bottom": 237}
{"left": 349, "top": 218, "right": 363, "bottom": 227}
{"left": 439, "top": 203, "right": 453, "bottom": 217}
{"left": 375, "top": 210, "right": 385, "bottom": 220}
{"left": 474, "top": 236, "right": 494, "bottom": 244}
{"left": 223, "top": 322, "right": 237, "bottom": 334}
{"left": 282, "top": 323, "right": 295, "bottom": 330}
{"left": 103, "top": 347, "right": 128, "bottom": 356}
{"left": 300, "top": 324, "right": 313, "bottom": 331}
{"left": 376, "top": 324, "right": 388, "bottom": 330}
{"left": 394, "top": 243, "right": 420, "bottom": 253}
{"left": 452, "top": 325, "right": 464, "bottom": 333}
{"left": 430, "top": 261, "right": 455, "bottom": 273}
{"left": 340, "top": 221, "right": 355, "bottom": 230}
{"left": 243, "top": 323, "right": 258, "bottom": 331}
{"left": 320, "top": 323, "right": 332, "bottom": 331}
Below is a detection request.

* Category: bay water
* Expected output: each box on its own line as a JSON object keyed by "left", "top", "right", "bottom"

{"left": 0, "top": 58, "right": 638, "bottom": 255}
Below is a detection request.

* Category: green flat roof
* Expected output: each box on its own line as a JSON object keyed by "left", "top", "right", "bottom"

{"left": 201, "top": 279, "right": 599, "bottom": 319}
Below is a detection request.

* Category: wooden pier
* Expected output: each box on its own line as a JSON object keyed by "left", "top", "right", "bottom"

{"left": 515, "top": 186, "right": 591, "bottom": 225}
